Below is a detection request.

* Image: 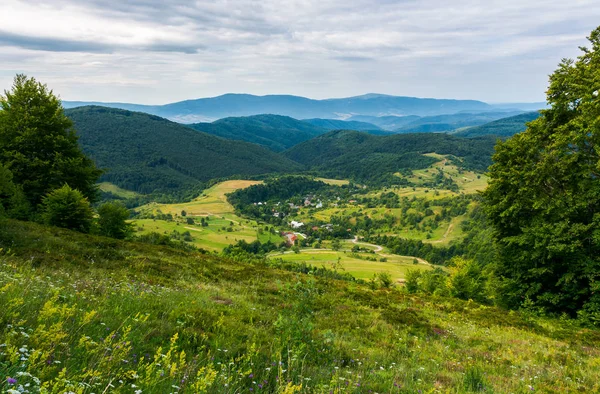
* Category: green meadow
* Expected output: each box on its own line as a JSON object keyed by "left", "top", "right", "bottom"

{"left": 133, "top": 180, "right": 285, "bottom": 251}
{"left": 269, "top": 249, "right": 432, "bottom": 281}
{"left": 2, "top": 219, "right": 600, "bottom": 393}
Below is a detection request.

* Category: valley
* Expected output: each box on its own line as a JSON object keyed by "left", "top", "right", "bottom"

{"left": 2, "top": 23, "right": 598, "bottom": 392}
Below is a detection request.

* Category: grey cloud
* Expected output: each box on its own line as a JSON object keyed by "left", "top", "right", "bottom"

{"left": 1, "top": 0, "right": 600, "bottom": 104}
{"left": 0, "top": 31, "right": 201, "bottom": 54}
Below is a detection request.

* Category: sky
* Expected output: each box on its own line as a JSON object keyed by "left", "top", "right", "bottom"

{"left": 0, "top": 0, "right": 599, "bottom": 104}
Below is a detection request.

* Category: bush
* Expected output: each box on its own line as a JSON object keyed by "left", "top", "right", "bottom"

{"left": 40, "top": 185, "right": 94, "bottom": 233}
{"left": 405, "top": 269, "right": 422, "bottom": 293}
{"left": 377, "top": 272, "right": 393, "bottom": 288}
{"left": 97, "top": 201, "right": 133, "bottom": 239}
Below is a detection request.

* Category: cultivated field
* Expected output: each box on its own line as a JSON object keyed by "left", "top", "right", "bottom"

{"left": 133, "top": 180, "right": 284, "bottom": 251}
{"left": 98, "top": 182, "right": 141, "bottom": 199}
{"left": 270, "top": 249, "right": 433, "bottom": 281}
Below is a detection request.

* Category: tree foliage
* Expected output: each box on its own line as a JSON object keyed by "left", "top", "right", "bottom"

{"left": 0, "top": 75, "right": 101, "bottom": 208}
{"left": 484, "top": 27, "right": 600, "bottom": 318}
{"left": 97, "top": 201, "right": 133, "bottom": 239}
{"left": 40, "top": 184, "right": 95, "bottom": 233}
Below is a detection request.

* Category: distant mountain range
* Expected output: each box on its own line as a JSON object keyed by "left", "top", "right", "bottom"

{"left": 63, "top": 93, "right": 546, "bottom": 123}
{"left": 64, "top": 104, "right": 541, "bottom": 194}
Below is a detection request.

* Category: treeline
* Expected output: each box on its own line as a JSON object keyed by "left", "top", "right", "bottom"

{"left": 0, "top": 75, "right": 131, "bottom": 240}
{"left": 283, "top": 130, "right": 497, "bottom": 186}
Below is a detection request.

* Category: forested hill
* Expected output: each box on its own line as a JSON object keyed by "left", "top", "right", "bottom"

{"left": 66, "top": 106, "right": 302, "bottom": 194}
{"left": 284, "top": 130, "right": 497, "bottom": 183}
{"left": 453, "top": 111, "right": 541, "bottom": 138}
{"left": 393, "top": 111, "right": 524, "bottom": 133}
{"left": 187, "top": 114, "right": 329, "bottom": 152}
{"left": 302, "top": 118, "right": 383, "bottom": 132}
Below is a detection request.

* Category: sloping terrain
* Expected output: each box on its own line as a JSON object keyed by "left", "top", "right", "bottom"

{"left": 454, "top": 111, "right": 541, "bottom": 137}
{"left": 284, "top": 130, "right": 497, "bottom": 183}
{"left": 302, "top": 118, "right": 383, "bottom": 131}
{"left": 187, "top": 114, "right": 328, "bottom": 152}
{"left": 1, "top": 219, "right": 599, "bottom": 393}
{"left": 394, "top": 111, "right": 523, "bottom": 133}
{"left": 66, "top": 106, "right": 302, "bottom": 194}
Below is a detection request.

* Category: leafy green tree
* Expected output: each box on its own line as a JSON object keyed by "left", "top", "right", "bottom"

{"left": 0, "top": 75, "right": 101, "bottom": 209}
{"left": 97, "top": 201, "right": 133, "bottom": 239}
{"left": 484, "top": 27, "right": 600, "bottom": 317}
{"left": 41, "top": 185, "right": 94, "bottom": 233}
{"left": 0, "top": 164, "right": 29, "bottom": 218}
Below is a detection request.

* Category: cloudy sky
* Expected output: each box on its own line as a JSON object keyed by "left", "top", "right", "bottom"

{"left": 1, "top": 0, "right": 599, "bottom": 104}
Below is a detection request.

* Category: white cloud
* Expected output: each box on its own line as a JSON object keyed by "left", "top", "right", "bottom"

{"left": 0, "top": 0, "right": 598, "bottom": 103}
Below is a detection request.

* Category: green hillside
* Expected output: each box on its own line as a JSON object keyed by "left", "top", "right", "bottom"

{"left": 2, "top": 219, "right": 599, "bottom": 393}
{"left": 347, "top": 114, "right": 421, "bottom": 130}
{"left": 453, "top": 111, "right": 541, "bottom": 137}
{"left": 302, "top": 118, "right": 383, "bottom": 132}
{"left": 66, "top": 107, "right": 302, "bottom": 194}
{"left": 284, "top": 130, "right": 496, "bottom": 183}
{"left": 187, "top": 114, "right": 329, "bottom": 152}
{"left": 394, "top": 111, "right": 523, "bottom": 133}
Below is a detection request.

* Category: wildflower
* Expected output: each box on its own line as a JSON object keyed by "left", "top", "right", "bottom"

{"left": 7, "top": 377, "right": 17, "bottom": 385}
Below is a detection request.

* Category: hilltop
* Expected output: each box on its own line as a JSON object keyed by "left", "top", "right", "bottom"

{"left": 187, "top": 114, "right": 329, "bottom": 152}
{"left": 453, "top": 111, "right": 541, "bottom": 137}
{"left": 66, "top": 106, "right": 302, "bottom": 194}
{"left": 284, "top": 130, "right": 497, "bottom": 184}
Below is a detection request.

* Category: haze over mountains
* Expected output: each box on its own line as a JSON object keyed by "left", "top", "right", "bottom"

{"left": 63, "top": 93, "right": 546, "bottom": 123}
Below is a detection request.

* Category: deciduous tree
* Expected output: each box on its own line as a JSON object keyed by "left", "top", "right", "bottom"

{"left": 484, "top": 27, "right": 600, "bottom": 318}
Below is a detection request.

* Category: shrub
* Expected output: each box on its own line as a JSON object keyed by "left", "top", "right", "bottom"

{"left": 97, "top": 201, "right": 133, "bottom": 239}
{"left": 40, "top": 185, "right": 94, "bottom": 233}
{"left": 377, "top": 272, "right": 393, "bottom": 288}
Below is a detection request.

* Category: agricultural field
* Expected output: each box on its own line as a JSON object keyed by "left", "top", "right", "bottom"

{"left": 315, "top": 177, "right": 350, "bottom": 186}
{"left": 132, "top": 180, "right": 285, "bottom": 251}
{"left": 395, "top": 153, "right": 489, "bottom": 195}
{"left": 269, "top": 249, "right": 432, "bottom": 281}
{"left": 98, "top": 182, "right": 142, "bottom": 199}
{"left": 137, "top": 180, "right": 263, "bottom": 216}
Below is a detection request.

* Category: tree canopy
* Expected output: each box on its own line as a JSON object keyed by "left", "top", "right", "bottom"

{"left": 0, "top": 74, "right": 101, "bottom": 209}
{"left": 484, "top": 27, "right": 600, "bottom": 318}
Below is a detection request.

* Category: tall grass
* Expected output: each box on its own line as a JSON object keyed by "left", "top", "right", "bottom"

{"left": 1, "top": 220, "right": 600, "bottom": 393}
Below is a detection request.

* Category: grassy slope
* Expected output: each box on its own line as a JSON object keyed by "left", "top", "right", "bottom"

{"left": 1, "top": 220, "right": 600, "bottom": 393}
{"left": 98, "top": 182, "right": 142, "bottom": 199}
{"left": 135, "top": 180, "right": 285, "bottom": 251}
{"left": 269, "top": 249, "right": 431, "bottom": 281}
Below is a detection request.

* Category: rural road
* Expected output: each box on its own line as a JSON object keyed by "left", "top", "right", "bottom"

{"left": 351, "top": 236, "right": 383, "bottom": 252}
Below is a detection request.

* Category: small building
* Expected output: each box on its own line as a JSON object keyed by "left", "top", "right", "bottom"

{"left": 290, "top": 221, "right": 304, "bottom": 229}
{"left": 282, "top": 232, "right": 298, "bottom": 245}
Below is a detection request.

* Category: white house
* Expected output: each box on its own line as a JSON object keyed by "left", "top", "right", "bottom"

{"left": 290, "top": 221, "right": 304, "bottom": 229}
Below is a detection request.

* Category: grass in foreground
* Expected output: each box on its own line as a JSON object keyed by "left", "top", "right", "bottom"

{"left": 1, "top": 220, "right": 600, "bottom": 393}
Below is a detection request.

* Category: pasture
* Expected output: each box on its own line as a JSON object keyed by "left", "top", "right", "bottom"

{"left": 269, "top": 249, "right": 433, "bottom": 281}
{"left": 133, "top": 180, "right": 283, "bottom": 251}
